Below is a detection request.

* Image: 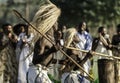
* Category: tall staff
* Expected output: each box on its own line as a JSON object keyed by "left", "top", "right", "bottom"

{"left": 65, "top": 46, "right": 120, "bottom": 60}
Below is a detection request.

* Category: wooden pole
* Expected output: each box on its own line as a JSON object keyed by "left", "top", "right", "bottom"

{"left": 64, "top": 46, "right": 120, "bottom": 60}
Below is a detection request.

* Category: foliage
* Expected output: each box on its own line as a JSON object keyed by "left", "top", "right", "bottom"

{"left": 51, "top": 0, "right": 120, "bottom": 28}
{"left": 48, "top": 74, "right": 61, "bottom": 83}
{"left": 0, "top": 0, "right": 120, "bottom": 29}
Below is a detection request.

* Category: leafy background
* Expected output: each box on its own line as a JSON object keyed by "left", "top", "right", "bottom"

{"left": 0, "top": 0, "right": 120, "bottom": 37}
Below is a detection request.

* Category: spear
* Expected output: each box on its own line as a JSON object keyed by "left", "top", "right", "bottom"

{"left": 65, "top": 46, "right": 120, "bottom": 60}
{"left": 13, "top": 9, "right": 94, "bottom": 81}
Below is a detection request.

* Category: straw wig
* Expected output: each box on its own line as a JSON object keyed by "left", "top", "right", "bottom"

{"left": 64, "top": 28, "right": 77, "bottom": 47}
{"left": 31, "top": 0, "right": 61, "bottom": 37}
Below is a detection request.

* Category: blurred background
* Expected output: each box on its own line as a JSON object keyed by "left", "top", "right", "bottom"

{"left": 0, "top": 0, "right": 120, "bottom": 37}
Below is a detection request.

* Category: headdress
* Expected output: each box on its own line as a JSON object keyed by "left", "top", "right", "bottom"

{"left": 64, "top": 28, "right": 77, "bottom": 47}
{"left": 31, "top": 0, "right": 61, "bottom": 37}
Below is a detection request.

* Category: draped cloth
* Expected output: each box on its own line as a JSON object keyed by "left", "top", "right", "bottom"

{"left": 27, "top": 64, "right": 52, "bottom": 83}
{"left": 17, "top": 33, "right": 34, "bottom": 83}
{"left": 61, "top": 71, "right": 82, "bottom": 83}
{"left": 17, "top": 44, "right": 33, "bottom": 83}
{"left": 77, "top": 31, "right": 92, "bottom": 83}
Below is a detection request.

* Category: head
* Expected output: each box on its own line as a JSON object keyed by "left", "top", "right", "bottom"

{"left": 13, "top": 23, "right": 28, "bottom": 36}
{"left": 2, "top": 23, "right": 13, "bottom": 34}
{"left": 62, "top": 25, "right": 67, "bottom": 33}
{"left": 98, "top": 26, "right": 107, "bottom": 36}
{"left": 54, "top": 29, "right": 62, "bottom": 43}
{"left": 63, "top": 28, "right": 77, "bottom": 47}
{"left": 77, "top": 21, "right": 86, "bottom": 33}
{"left": 117, "top": 24, "right": 120, "bottom": 35}
{"left": 31, "top": 1, "right": 61, "bottom": 39}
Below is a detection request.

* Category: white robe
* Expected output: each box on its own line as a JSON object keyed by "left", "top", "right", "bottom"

{"left": 17, "top": 33, "right": 34, "bottom": 83}
{"left": 27, "top": 64, "right": 52, "bottom": 83}
{"left": 93, "top": 40, "right": 113, "bottom": 83}
{"left": 77, "top": 31, "right": 92, "bottom": 78}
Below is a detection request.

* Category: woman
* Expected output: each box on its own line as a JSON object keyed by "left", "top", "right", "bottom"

{"left": 17, "top": 24, "right": 34, "bottom": 83}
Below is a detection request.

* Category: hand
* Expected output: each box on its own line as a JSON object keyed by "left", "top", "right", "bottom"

{"left": 59, "top": 65, "right": 65, "bottom": 71}
{"left": 108, "top": 44, "right": 112, "bottom": 48}
{"left": 87, "top": 50, "right": 94, "bottom": 58}
{"left": 22, "top": 39, "right": 26, "bottom": 42}
{"left": 51, "top": 45, "right": 60, "bottom": 52}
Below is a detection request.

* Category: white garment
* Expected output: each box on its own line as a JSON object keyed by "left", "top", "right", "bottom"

{"left": 17, "top": 44, "right": 33, "bottom": 83}
{"left": 77, "top": 32, "right": 92, "bottom": 77}
{"left": 0, "top": 72, "right": 3, "bottom": 83}
{"left": 76, "top": 31, "right": 92, "bottom": 83}
{"left": 93, "top": 40, "right": 113, "bottom": 83}
{"left": 17, "top": 33, "right": 34, "bottom": 83}
{"left": 61, "top": 71, "right": 89, "bottom": 83}
{"left": 61, "top": 72, "right": 80, "bottom": 83}
{"left": 15, "top": 32, "right": 26, "bottom": 62}
{"left": 77, "top": 34, "right": 86, "bottom": 50}
{"left": 27, "top": 64, "right": 52, "bottom": 83}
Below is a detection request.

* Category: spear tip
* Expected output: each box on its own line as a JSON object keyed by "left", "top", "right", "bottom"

{"left": 13, "top": 9, "right": 22, "bottom": 18}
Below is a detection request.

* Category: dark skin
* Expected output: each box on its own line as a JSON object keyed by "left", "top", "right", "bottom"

{"left": 0, "top": 32, "right": 9, "bottom": 50}
{"left": 99, "top": 27, "right": 112, "bottom": 49}
{"left": 112, "top": 27, "right": 120, "bottom": 57}
{"left": 77, "top": 22, "right": 87, "bottom": 34}
{"left": 112, "top": 28, "right": 120, "bottom": 46}
{"left": 32, "top": 36, "right": 53, "bottom": 65}
{"left": 32, "top": 25, "right": 59, "bottom": 66}
{"left": 2, "top": 24, "right": 18, "bottom": 49}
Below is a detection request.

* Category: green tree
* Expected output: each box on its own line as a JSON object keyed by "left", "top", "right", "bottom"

{"left": 1, "top": 0, "right": 120, "bottom": 29}
{"left": 51, "top": 0, "right": 120, "bottom": 28}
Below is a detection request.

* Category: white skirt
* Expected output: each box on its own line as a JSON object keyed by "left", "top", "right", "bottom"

{"left": 61, "top": 71, "right": 90, "bottom": 83}
{"left": 27, "top": 64, "right": 52, "bottom": 83}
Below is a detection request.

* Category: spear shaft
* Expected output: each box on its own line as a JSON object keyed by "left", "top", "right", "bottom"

{"left": 65, "top": 46, "right": 120, "bottom": 60}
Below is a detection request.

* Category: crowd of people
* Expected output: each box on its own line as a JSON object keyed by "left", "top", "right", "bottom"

{"left": 0, "top": 0, "right": 120, "bottom": 83}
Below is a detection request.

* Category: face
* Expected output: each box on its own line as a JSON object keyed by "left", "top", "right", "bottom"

{"left": 81, "top": 22, "right": 86, "bottom": 31}
{"left": 62, "top": 26, "right": 67, "bottom": 33}
{"left": 102, "top": 28, "right": 107, "bottom": 36}
{"left": 79, "top": 22, "right": 86, "bottom": 31}
{"left": 20, "top": 26, "right": 25, "bottom": 32}
{"left": 7, "top": 25, "right": 13, "bottom": 32}
{"left": 57, "top": 30, "right": 62, "bottom": 39}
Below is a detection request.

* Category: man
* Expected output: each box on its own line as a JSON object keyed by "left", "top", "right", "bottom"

{"left": 112, "top": 24, "right": 120, "bottom": 83}
{"left": 0, "top": 24, "right": 18, "bottom": 83}
{"left": 27, "top": 0, "right": 61, "bottom": 83}
{"left": 112, "top": 24, "right": 120, "bottom": 56}
{"left": 61, "top": 28, "right": 83, "bottom": 83}
{"left": 92, "top": 26, "right": 113, "bottom": 83}
{"left": 2, "top": 23, "right": 18, "bottom": 49}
